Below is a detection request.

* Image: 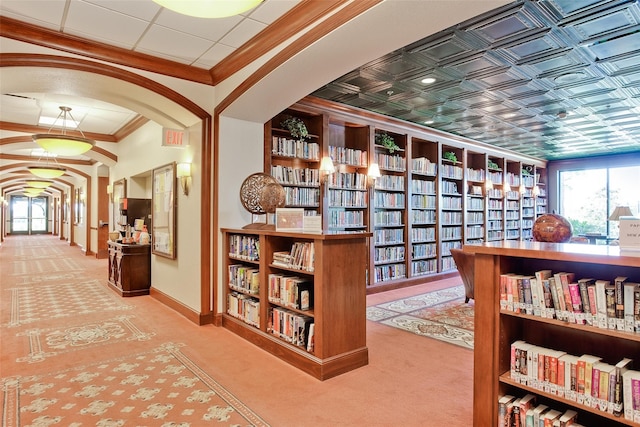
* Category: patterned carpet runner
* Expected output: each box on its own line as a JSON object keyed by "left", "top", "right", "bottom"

{"left": 366, "top": 285, "right": 474, "bottom": 349}
{"left": 0, "top": 235, "right": 270, "bottom": 426}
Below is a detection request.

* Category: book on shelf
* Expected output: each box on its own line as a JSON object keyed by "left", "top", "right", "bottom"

{"left": 268, "top": 274, "right": 313, "bottom": 311}
{"left": 614, "top": 358, "right": 633, "bottom": 416}
{"left": 622, "top": 369, "right": 640, "bottom": 422}
{"left": 557, "top": 409, "right": 577, "bottom": 427}
{"left": 542, "top": 409, "right": 561, "bottom": 427}
{"left": 623, "top": 282, "right": 639, "bottom": 332}
{"left": 615, "top": 276, "right": 628, "bottom": 331}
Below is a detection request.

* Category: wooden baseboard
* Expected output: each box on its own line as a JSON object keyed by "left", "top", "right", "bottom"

{"left": 149, "top": 287, "right": 213, "bottom": 326}
{"left": 365, "top": 271, "right": 458, "bottom": 294}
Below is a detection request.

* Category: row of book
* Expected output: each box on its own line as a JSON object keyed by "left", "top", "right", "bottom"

{"left": 510, "top": 339, "right": 640, "bottom": 422}
{"left": 269, "top": 307, "right": 314, "bottom": 352}
{"left": 228, "top": 234, "right": 259, "bottom": 261}
{"left": 227, "top": 292, "right": 259, "bottom": 328}
{"left": 327, "top": 171, "right": 368, "bottom": 190}
{"left": 272, "top": 241, "right": 315, "bottom": 272}
{"left": 228, "top": 264, "right": 259, "bottom": 295}
{"left": 498, "top": 393, "right": 581, "bottom": 427}
{"left": 328, "top": 145, "right": 368, "bottom": 167}
{"left": 270, "top": 165, "right": 320, "bottom": 187}
{"left": 500, "top": 270, "right": 640, "bottom": 333}
{"left": 267, "top": 273, "right": 313, "bottom": 311}
{"left": 271, "top": 136, "right": 320, "bottom": 160}
{"left": 411, "top": 157, "right": 437, "bottom": 176}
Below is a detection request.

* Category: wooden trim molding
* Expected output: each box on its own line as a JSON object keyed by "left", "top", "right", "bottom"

{"left": 150, "top": 287, "right": 213, "bottom": 325}
{"left": 211, "top": 0, "right": 351, "bottom": 85}
{"left": 0, "top": 16, "right": 213, "bottom": 85}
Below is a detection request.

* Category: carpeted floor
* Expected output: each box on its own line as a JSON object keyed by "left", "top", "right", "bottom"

{"left": 366, "top": 285, "right": 474, "bottom": 349}
{"left": 1, "top": 235, "right": 269, "bottom": 426}
{"left": 2, "top": 235, "right": 476, "bottom": 426}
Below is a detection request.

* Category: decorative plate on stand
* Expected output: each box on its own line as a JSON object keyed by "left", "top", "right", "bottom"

{"left": 239, "top": 173, "right": 285, "bottom": 229}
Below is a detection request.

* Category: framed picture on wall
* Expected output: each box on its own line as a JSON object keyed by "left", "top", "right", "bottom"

{"left": 152, "top": 162, "right": 176, "bottom": 259}
{"left": 112, "top": 178, "right": 126, "bottom": 231}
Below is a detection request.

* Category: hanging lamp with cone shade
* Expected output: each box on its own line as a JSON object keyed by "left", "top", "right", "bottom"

{"left": 32, "top": 106, "right": 95, "bottom": 156}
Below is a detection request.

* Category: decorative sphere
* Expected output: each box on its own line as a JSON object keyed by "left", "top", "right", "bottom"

{"left": 533, "top": 214, "right": 573, "bottom": 243}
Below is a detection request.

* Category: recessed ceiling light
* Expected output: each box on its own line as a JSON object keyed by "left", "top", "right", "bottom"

{"left": 557, "top": 110, "right": 568, "bottom": 119}
{"left": 421, "top": 77, "right": 436, "bottom": 84}
{"left": 554, "top": 72, "right": 584, "bottom": 84}
{"left": 424, "top": 119, "right": 434, "bottom": 125}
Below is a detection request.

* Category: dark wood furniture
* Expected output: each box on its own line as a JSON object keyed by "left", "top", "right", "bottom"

{"left": 107, "top": 241, "right": 151, "bottom": 297}
{"left": 265, "top": 97, "right": 548, "bottom": 293}
{"left": 449, "top": 248, "right": 474, "bottom": 303}
{"left": 221, "top": 228, "right": 370, "bottom": 380}
{"left": 465, "top": 241, "right": 640, "bottom": 426}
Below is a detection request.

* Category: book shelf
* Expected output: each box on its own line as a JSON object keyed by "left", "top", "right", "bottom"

{"left": 372, "top": 130, "right": 407, "bottom": 284}
{"left": 521, "top": 163, "right": 536, "bottom": 241}
{"left": 467, "top": 241, "right": 640, "bottom": 426}
{"left": 265, "top": 97, "right": 548, "bottom": 292}
{"left": 266, "top": 109, "right": 323, "bottom": 216}
{"left": 440, "top": 144, "right": 464, "bottom": 272}
{"left": 409, "top": 137, "right": 438, "bottom": 278}
{"left": 465, "top": 150, "right": 486, "bottom": 245}
{"left": 326, "top": 120, "right": 370, "bottom": 232}
{"left": 221, "top": 228, "right": 370, "bottom": 380}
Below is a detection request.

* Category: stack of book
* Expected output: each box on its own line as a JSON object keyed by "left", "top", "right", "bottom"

{"left": 228, "top": 264, "right": 259, "bottom": 295}
{"left": 499, "top": 271, "right": 640, "bottom": 333}
{"left": 268, "top": 273, "right": 313, "bottom": 311}
{"left": 269, "top": 307, "right": 314, "bottom": 351}
{"left": 272, "top": 242, "right": 315, "bottom": 272}
{"left": 510, "top": 339, "right": 640, "bottom": 422}
{"left": 498, "top": 394, "right": 581, "bottom": 427}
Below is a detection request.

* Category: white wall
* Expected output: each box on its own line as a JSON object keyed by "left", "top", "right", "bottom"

{"left": 110, "top": 120, "right": 203, "bottom": 312}
{"left": 216, "top": 115, "right": 265, "bottom": 311}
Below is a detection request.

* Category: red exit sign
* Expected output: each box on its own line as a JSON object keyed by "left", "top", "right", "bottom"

{"left": 162, "top": 128, "right": 188, "bottom": 147}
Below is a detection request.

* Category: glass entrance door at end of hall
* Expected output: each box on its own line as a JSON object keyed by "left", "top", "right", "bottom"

{"left": 10, "top": 195, "right": 48, "bottom": 234}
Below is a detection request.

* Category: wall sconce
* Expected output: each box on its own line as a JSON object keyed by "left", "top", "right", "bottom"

{"left": 368, "top": 163, "right": 381, "bottom": 180}
{"left": 319, "top": 156, "right": 335, "bottom": 183}
{"left": 177, "top": 162, "right": 192, "bottom": 196}
{"left": 106, "top": 184, "right": 113, "bottom": 202}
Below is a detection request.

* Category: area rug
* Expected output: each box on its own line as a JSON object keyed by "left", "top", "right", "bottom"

{"left": 366, "top": 285, "right": 474, "bottom": 349}
{"left": 1, "top": 342, "right": 271, "bottom": 427}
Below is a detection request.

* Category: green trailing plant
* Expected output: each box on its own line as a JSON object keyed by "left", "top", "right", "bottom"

{"left": 488, "top": 160, "right": 500, "bottom": 170}
{"left": 443, "top": 151, "right": 458, "bottom": 163}
{"left": 375, "top": 132, "right": 400, "bottom": 153}
{"left": 522, "top": 167, "right": 532, "bottom": 176}
{"left": 281, "top": 116, "right": 309, "bottom": 141}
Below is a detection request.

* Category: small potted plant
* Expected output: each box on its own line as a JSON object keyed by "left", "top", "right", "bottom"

{"left": 488, "top": 160, "right": 500, "bottom": 171}
{"left": 281, "top": 116, "right": 309, "bottom": 142}
{"left": 376, "top": 132, "right": 400, "bottom": 153}
{"left": 443, "top": 151, "right": 458, "bottom": 163}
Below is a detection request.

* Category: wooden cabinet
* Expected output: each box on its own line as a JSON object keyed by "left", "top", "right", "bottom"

{"left": 466, "top": 241, "right": 640, "bottom": 426}
{"left": 107, "top": 242, "right": 151, "bottom": 297}
{"left": 221, "top": 228, "right": 370, "bottom": 380}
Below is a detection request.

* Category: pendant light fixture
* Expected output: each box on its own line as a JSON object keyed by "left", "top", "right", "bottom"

{"left": 25, "top": 180, "right": 53, "bottom": 189}
{"left": 33, "top": 106, "right": 95, "bottom": 156}
{"left": 28, "top": 166, "right": 66, "bottom": 179}
{"left": 152, "top": 0, "right": 262, "bottom": 18}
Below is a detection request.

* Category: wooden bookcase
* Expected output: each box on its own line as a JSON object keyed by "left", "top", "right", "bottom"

{"left": 372, "top": 129, "right": 407, "bottom": 284}
{"left": 221, "top": 228, "right": 370, "bottom": 380}
{"left": 466, "top": 241, "right": 640, "bottom": 426}
{"left": 440, "top": 144, "right": 464, "bottom": 272}
{"left": 265, "top": 109, "right": 323, "bottom": 216}
{"left": 326, "top": 119, "right": 370, "bottom": 232}
{"left": 265, "top": 97, "right": 548, "bottom": 292}
{"left": 409, "top": 136, "right": 438, "bottom": 278}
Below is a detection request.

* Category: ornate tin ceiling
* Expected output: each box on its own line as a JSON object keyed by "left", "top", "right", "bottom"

{"left": 312, "top": 0, "right": 640, "bottom": 160}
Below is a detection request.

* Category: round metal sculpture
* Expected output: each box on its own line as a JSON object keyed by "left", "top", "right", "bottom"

{"left": 260, "top": 182, "right": 286, "bottom": 214}
{"left": 239, "top": 173, "right": 276, "bottom": 215}
{"left": 239, "top": 173, "right": 285, "bottom": 228}
{"left": 533, "top": 213, "right": 573, "bottom": 243}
